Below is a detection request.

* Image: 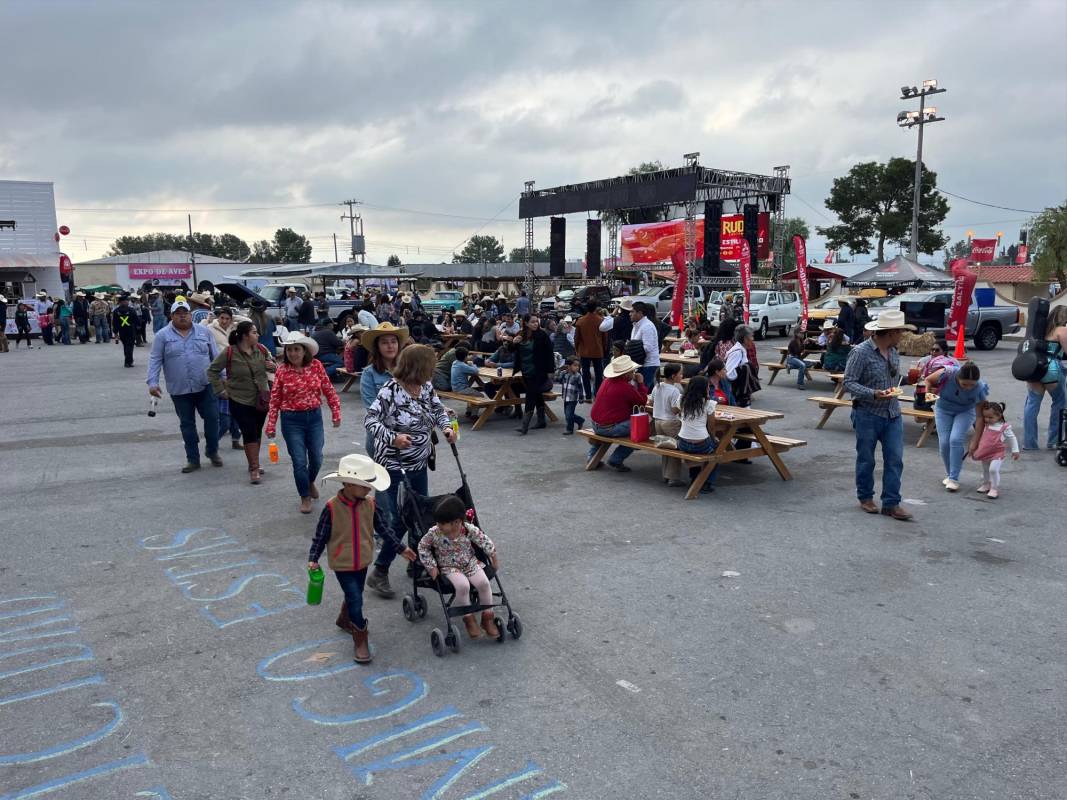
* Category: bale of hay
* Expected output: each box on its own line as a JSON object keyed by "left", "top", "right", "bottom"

{"left": 899, "top": 330, "right": 935, "bottom": 356}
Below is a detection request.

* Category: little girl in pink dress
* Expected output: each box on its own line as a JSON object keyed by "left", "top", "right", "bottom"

{"left": 970, "top": 402, "right": 1019, "bottom": 499}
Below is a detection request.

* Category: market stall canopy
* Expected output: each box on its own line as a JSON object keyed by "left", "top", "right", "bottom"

{"left": 843, "top": 256, "right": 953, "bottom": 288}
{"left": 237, "top": 261, "right": 420, "bottom": 280}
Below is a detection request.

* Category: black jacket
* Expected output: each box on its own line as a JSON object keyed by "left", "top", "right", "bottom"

{"left": 112, "top": 305, "right": 137, "bottom": 338}
{"left": 298, "top": 298, "right": 317, "bottom": 325}
{"left": 517, "top": 329, "right": 554, "bottom": 377}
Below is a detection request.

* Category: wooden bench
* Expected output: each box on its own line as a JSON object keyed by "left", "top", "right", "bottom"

{"left": 438, "top": 388, "right": 560, "bottom": 430}
{"left": 576, "top": 430, "right": 720, "bottom": 500}
{"left": 766, "top": 361, "right": 840, "bottom": 385}
{"left": 337, "top": 369, "right": 362, "bottom": 393}
{"left": 732, "top": 433, "right": 808, "bottom": 451}
{"left": 807, "top": 395, "right": 935, "bottom": 447}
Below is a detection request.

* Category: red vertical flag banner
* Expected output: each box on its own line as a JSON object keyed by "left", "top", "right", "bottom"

{"left": 793, "top": 235, "right": 809, "bottom": 331}
{"left": 1015, "top": 244, "right": 1028, "bottom": 264}
{"left": 740, "top": 241, "right": 752, "bottom": 324}
{"left": 947, "top": 257, "right": 978, "bottom": 357}
{"left": 669, "top": 249, "right": 688, "bottom": 329}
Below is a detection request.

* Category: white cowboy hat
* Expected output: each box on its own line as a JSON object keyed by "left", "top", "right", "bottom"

{"left": 865, "top": 309, "right": 916, "bottom": 332}
{"left": 617, "top": 298, "right": 635, "bottom": 311}
{"left": 321, "top": 453, "right": 391, "bottom": 491}
{"left": 0, "top": 294, "right": 7, "bottom": 303}
{"left": 360, "top": 321, "right": 409, "bottom": 350}
{"left": 74, "top": 291, "right": 86, "bottom": 297}
{"left": 189, "top": 291, "right": 212, "bottom": 305}
{"left": 286, "top": 286, "right": 298, "bottom": 293}
{"left": 821, "top": 319, "right": 837, "bottom": 331}
{"left": 36, "top": 290, "right": 47, "bottom": 297}
{"left": 473, "top": 305, "right": 483, "bottom": 311}
{"left": 562, "top": 315, "right": 573, "bottom": 324}
{"left": 278, "top": 329, "right": 319, "bottom": 356}
{"left": 604, "top": 354, "right": 640, "bottom": 378}
{"left": 454, "top": 309, "right": 467, "bottom": 317}
{"left": 496, "top": 293, "right": 507, "bottom": 300}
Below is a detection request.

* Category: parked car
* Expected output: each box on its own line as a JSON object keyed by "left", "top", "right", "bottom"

{"left": 420, "top": 290, "right": 465, "bottom": 314}
{"left": 610, "top": 284, "right": 713, "bottom": 318}
{"left": 866, "top": 290, "right": 1021, "bottom": 350}
{"left": 746, "top": 290, "right": 802, "bottom": 339}
{"left": 559, "top": 285, "right": 613, "bottom": 313}
{"left": 215, "top": 282, "right": 363, "bottom": 326}
{"left": 541, "top": 289, "right": 573, "bottom": 314}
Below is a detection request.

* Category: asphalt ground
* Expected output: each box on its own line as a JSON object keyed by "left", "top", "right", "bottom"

{"left": 1, "top": 334, "right": 1064, "bottom": 800}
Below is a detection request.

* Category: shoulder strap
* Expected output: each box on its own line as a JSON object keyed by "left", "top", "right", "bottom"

{"left": 226, "top": 346, "right": 233, "bottom": 373}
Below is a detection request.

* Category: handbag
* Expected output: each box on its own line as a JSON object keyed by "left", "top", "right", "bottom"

{"left": 630, "top": 405, "right": 650, "bottom": 442}
{"left": 623, "top": 339, "right": 646, "bottom": 365}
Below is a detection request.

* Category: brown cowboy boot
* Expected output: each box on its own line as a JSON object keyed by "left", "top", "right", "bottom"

{"left": 351, "top": 623, "right": 372, "bottom": 663}
{"left": 335, "top": 601, "right": 354, "bottom": 633}
{"left": 462, "top": 614, "right": 482, "bottom": 639}
{"left": 244, "top": 443, "right": 261, "bottom": 484}
{"left": 480, "top": 611, "right": 500, "bottom": 638}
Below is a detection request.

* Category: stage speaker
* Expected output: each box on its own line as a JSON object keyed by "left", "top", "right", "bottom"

{"left": 550, "top": 217, "right": 566, "bottom": 277}
{"left": 586, "top": 219, "right": 602, "bottom": 278}
{"left": 743, "top": 203, "right": 759, "bottom": 265}
{"left": 703, "top": 200, "right": 722, "bottom": 274}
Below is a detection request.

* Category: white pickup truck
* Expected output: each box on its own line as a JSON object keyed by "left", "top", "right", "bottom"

{"left": 611, "top": 284, "right": 713, "bottom": 317}
{"left": 706, "top": 289, "right": 801, "bottom": 339}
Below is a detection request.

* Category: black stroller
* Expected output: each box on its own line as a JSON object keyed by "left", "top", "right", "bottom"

{"left": 393, "top": 441, "right": 522, "bottom": 656}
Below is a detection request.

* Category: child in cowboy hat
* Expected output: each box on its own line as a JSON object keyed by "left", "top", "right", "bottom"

{"left": 308, "top": 454, "right": 417, "bottom": 664}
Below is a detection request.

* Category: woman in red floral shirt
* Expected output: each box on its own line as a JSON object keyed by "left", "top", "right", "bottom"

{"left": 266, "top": 331, "right": 342, "bottom": 513}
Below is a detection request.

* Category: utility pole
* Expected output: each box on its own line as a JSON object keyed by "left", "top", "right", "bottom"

{"left": 340, "top": 199, "right": 364, "bottom": 263}
{"left": 897, "top": 79, "right": 946, "bottom": 261}
{"left": 333, "top": 233, "right": 339, "bottom": 262}
{"left": 187, "top": 213, "right": 197, "bottom": 289}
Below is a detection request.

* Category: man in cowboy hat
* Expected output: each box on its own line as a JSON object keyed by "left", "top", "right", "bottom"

{"left": 111, "top": 294, "right": 139, "bottom": 367}
{"left": 147, "top": 299, "right": 223, "bottom": 473}
{"left": 843, "top": 309, "right": 916, "bottom": 521}
{"left": 586, "top": 355, "right": 649, "bottom": 472}
{"left": 453, "top": 308, "right": 473, "bottom": 335}
{"left": 72, "top": 291, "right": 90, "bottom": 343}
{"left": 308, "top": 453, "right": 414, "bottom": 664}
{"left": 817, "top": 318, "right": 850, "bottom": 347}
{"left": 283, "top": 286, "right": 302, "bottom": 332}
{"left": 187, "top": 291, "right": 213, "bottom": 325}
{"left": 89, "top": 293, "right": 111, "bottom": 343}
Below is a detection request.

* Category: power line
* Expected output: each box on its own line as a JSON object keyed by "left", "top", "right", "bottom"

{"left": 935, "top": 190, "right": 1042, "bottom": 215}
{"left": 791, "top": 194, "right": 835, "bottom": 222}
{"left": 452, "top": 195, "right": 520, "bottom": 253}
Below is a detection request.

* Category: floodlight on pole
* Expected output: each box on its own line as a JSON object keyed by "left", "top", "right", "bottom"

{"left": 897, "top": 78, "right": 946, "bottom": 260}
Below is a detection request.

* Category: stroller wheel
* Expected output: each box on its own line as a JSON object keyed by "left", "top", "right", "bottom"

{"left": 430, "top": 628, "right": 445, "bottom": 657}
{"left": 414, "top": 595, "right": 428, "bottom": 618}
{"left": 402, "top": 595, "right": 415, "bottom": 622}
{"left": 1058, "top": 450, "right": 1067, "bottom": 467}
{"left": 446, "top": 624, "right": 462, "bottom": 653}
{"left": 507, "top": 613, "right": 524, "bottom": 640}
{"left": 494, "top": 616, "right": 505, "bottom": 643}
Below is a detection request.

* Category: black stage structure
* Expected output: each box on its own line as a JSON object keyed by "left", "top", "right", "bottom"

{"left": 518, "top": 155, "right": 791, "bottom": 308}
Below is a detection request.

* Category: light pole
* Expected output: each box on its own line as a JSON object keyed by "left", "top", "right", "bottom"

{"left": 897, "top": 79, "right": 946, "bottom": 261}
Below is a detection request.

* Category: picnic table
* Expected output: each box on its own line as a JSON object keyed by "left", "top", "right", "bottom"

{"left": 766, "top": 345, "right": 840, "bottom": 385}
{"left": 659, "top": 351, "right": 702, "bottom": 366}
{"left": 806, "top": 375, "right": 936, "bottom": 447}
{"left": 436, "top": 332, "right": 470, "bottom": 351}
{"left": 578, "top": 406, "right": 806, "bottom": 499}
{"left": 437, "top": 367, "right": 558, "bottom": 431}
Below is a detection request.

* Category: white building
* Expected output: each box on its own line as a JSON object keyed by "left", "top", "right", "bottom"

{"left": 73, "top": 250, "right": 245, "bottom": 291}
{"left": 0, "top": 180, "right": 65, "bottom": 302}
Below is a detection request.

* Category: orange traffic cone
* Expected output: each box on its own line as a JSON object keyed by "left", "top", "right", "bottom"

{"left": 953, "top": 328, "right": 966, "bottom": 360}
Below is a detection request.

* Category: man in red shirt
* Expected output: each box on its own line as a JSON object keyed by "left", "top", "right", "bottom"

{"left": 588, "top": 355, "right": 648, "bottom": 472}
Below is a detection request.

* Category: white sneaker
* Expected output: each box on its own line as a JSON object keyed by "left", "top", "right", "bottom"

{"left": 942, "top": 477, "right": 950, "bottom": 487}
{"left": 945, "top": 479, "right": 960, "bottom": 492}
{"left": 976, "top": 483, "right": 990, "bottom": 493}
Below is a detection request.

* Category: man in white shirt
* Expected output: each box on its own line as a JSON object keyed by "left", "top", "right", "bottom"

{"left": 629, "top": 301, "right": 661, "bottom": 386}
{"left": 283, "top": 287, "right": 303, "bottom": 331}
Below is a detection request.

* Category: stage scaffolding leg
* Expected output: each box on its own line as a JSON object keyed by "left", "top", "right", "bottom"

{"left": 683, "top": 202, "right": 697, "bottom": 324}
{"left": 523, "top": 180, "right": 536, "bottom": 299}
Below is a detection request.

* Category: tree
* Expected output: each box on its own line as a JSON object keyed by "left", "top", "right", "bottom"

{"left": 248, "top": 240, "right": 274, "bottom": 264}
{"left": 107, "top": 231, "right": 251, "bottom": 260}
{"left": 600, "top": 161, "right": 672, "bottom": 226}
{"left": 817, "top": 158, "right": 949, "bottom": 262}
{"left": 271, "top": 228, "right": 312, "bottom": 263}
{"left": 386, "top": 254, "right": 402, "bottom": 266}
{"left": 771, "top": 217, "right": 810, "bottom": 267}
{"left": 942, "top": 239, "right": 970, "bottom": 268}
{"left": 508, "top": 246, "right": 551, "bottom": 262}
{"left": 1029, "top": 201, "right": 1067, "bottom": 287}
{"left": 215, "top": 233, "right": 251, "bottom": 262}
{"left": 453, "top": 235, "right": 504, "bottom": 264}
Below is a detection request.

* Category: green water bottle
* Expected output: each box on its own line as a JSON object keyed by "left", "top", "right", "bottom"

{"left": 307, "top": 566, "right": 325, "bottom": 605}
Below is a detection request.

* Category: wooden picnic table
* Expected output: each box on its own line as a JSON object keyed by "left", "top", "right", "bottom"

{"left": 806, "top": 375, "right": 936, "bottom": 447}
{"left": 436, "top": 332, "right": 470, "bottom": 351}
{"left": 767, "top": 345, "right": 838, "bottom": 385}
{"left": 582, "top": 405, "right": 805, "bottom": 497}
{"left": 438, "top": 367, "right": 558, "bottom": 431}
{"left": 659, "top": 351, "right": 702, "bottom": 366}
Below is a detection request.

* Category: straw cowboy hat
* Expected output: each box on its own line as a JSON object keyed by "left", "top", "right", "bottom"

{"left": 865, "top": 309, "right": 916, "bottom": 332}
{"left": 361, "top": 321, "right": 409, "bottom": 350}
{"left": 496, "top": 293, "right": 507, "bottom": 300}
{"left": 36, "top": 290, "right": 47, "bottom": 297}
{"left": 321, "top": 454, "right": 391, "bottom": 491}
{"left": 821, "top": 319, "right": 837, "bottom": 331}
{"left": 473, "top": 304, "right": 483, "bottom": 312}
{"left": 286, "top": 286, "right": 298, "bottom": 293}
{"left": 454, "top": 309, "right": 467, "bottom": 317}
{"left": 278, "top": 329, "right": 319, "bottom": 356}
{"left": 188, "top": 291, "right": 212, "bottom": 306}
{"left": 75, "top": 291, "right": 86, "bottom": 297}
{"left": 562, "top": 315, "right": 574, "bottom": 324}
{"left": 604, "top": 354, "right": 640, "bottom": 378}
{"left": 616, "top": 298, "right": 635, "bottom": 311}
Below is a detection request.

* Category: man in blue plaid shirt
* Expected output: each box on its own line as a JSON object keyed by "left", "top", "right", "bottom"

{"left": 559, "top": 356, "right": 586, "bottom": 435}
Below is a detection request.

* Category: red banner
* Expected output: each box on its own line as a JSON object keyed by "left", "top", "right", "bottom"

{"left": 823, "top": 250, "right": 834, "bottom": 264}
{"left": 669, "top": 250, "right": 687, "bottom": 328}
{"left": 1015, "top": 244, "right": 1028, "bottom": 264}
{"left": 969, "top": 238, "right": 997, "bottom": 264}
{"left": 740, "top": 241, "right": 752, "bottom": 324}
{"left": 793, "top": 235, "right": 809, "bottom": 331}
{"left": 946, "top": 258, "right": 978, "bottom": 343}
{"left": 619, "top": 212, "right": 770, "bottom": 265}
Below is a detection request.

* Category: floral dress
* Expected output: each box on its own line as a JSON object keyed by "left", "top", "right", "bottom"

{"left": 418, "top": 523, "right": 496, "bottom": 577}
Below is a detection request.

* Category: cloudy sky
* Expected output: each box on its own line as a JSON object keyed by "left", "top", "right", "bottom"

{"left": 2, "top": 0, "right": 1064, "bottom": 265}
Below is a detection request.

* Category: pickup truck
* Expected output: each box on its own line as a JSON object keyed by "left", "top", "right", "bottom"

{"left": 707, "top": 289, "right": 801, "bottom": 339}
{"left": 215, "top": 282, "right": 364, "bottom": 326}
{"left": 866, "top": 290, "right": 1021, "bottom": 350}
{"left": 610, "top": 284, "right": 712, "bottom": 317}
{"left": 420, "top": 290, "right": 464, "bottom": 314}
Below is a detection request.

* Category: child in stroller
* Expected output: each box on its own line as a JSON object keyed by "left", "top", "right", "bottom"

{"left": 418, "top": 495, "right": 500, "bottom": 640}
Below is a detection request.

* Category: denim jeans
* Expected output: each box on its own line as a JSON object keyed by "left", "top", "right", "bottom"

{"left": 92, "top": 315, "right": 110, "bottom": 342}
{"left": 374, "top": 465, "right": 428, "bottom": 571}
{"left": 934, "top": 405, "right": 976, "bottom": 481}
{"left": 280, "top": 409, "right": 325, "bottom": 498}
{"left": 75, "top": 320, "right": 89, "bottom": 342}
{"left": 334, "top": 568, "right": 368, "bottom": 629}
{"left": 153, "top": 315, "right": 166, "bottom": 333}
{"left": 171, "top": 387, "right": 220, "bottom": 465}
{"left": 580, "top": 357, "right": 604, "bottom": 400}
{"left": 1023, "top": 374, "right": 1066, "bottom": 449}
{"left": 59, "top": 318, "right": 71, "bottom": 344}
{"left": 678, "top": 436, "right": 719, "bottom": 488}
{"left": 785, "top": 356, "right": 808, "bottom": 386}
{"left": 564, "top": 401, "right": 584, "bottom": 433}
{"left": 638, "top": 365, "right": 658, "bottom": 389}
{"left": 852, "top": 409, "right": 904, "bottom": 507}
{"left": 317, "top": 353, "right": 343, "bottom": 379}
{"left": 588, "top": 420, "right": 635, "bottom": 466}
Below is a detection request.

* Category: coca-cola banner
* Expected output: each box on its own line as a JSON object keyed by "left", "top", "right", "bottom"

{"left": 793, "top": 235, "right": 809, "bottom": 331}
{"left": 620, "top": 212, "right": 770, "bottom": 265}
{"left": 1015, "top": 244, "right": 1028, "bottom": 265}
{"left": 969, "top": 238, "right": 997, "bottom": 264}
{"left": 739, "top": 241, "right": 752, "bottom": 324}
{"left": 946, "top": 258, "right": 978, "bottom": 343}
